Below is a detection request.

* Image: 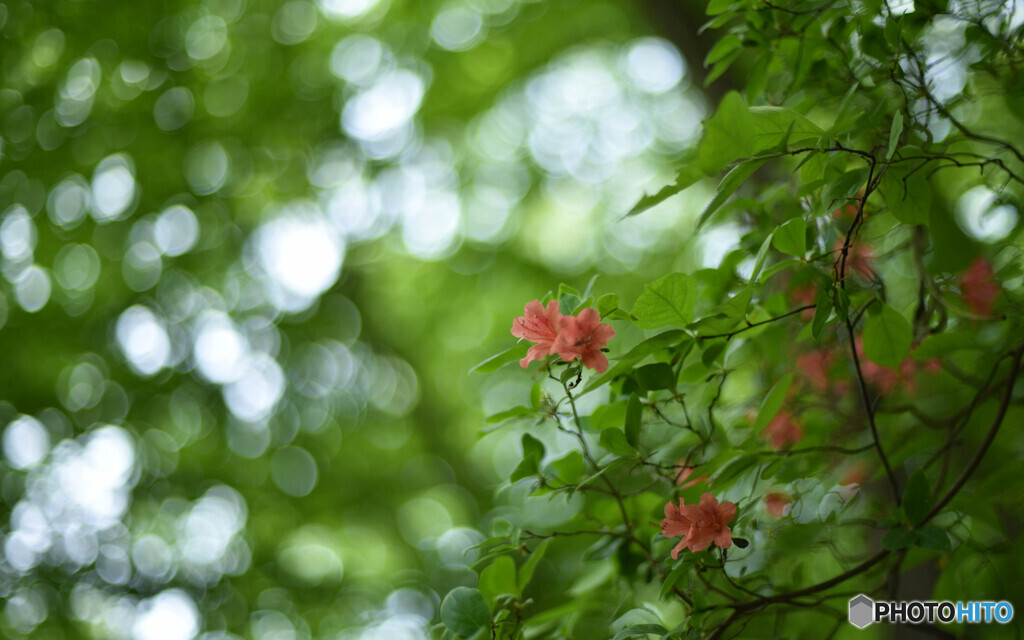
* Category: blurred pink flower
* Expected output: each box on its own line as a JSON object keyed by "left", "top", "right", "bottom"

{"left": 854, "top": 337, "right": 939, "bottom": 394}
{"left": 789, "top": 283, "right": 817, "bottom": 321}
{"left": 836, "top": 240, "right": 875, "bottom": 281}
{"left": 510, "top": 300, "right": 563, "bottom": 368}
{"left": 763, "top": 493, "right": 791, "bottom": 519}
{"left": 675, "top": 466, "right": 707, "bottom": 489}
{"left": 661, "top": 493, "right": 736, "bottom": 557}
{"left": 763, "top": 411, "right": 804, "bottom": 450}
{"left": 960, "top": 257, "right": 1000, "bottom": 317}
{"left": 554, "top": 308, "right": 615, "bottom": 373}
{"left": 797, "top": 348, "right": 833, "bottom": 392}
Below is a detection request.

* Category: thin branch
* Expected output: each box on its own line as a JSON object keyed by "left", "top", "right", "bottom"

{"left": 697, "top": 305, "right": 815, "bottom": 340}
{"left": 846, "top": 320, "right": 901, "bottom": 504}
{"left": 924, "top": 342, "right": 1024, "bottom": 523}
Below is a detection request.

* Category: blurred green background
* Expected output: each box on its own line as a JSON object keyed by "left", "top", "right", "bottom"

{"left": 0, "top": 0, "right": 723, "bottom": 637}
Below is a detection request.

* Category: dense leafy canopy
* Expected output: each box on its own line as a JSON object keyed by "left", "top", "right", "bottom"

{"left": 1, "top": 0, "right": 1023, "bottom": 639}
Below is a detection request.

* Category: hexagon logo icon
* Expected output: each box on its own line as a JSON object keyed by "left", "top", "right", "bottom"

{"left": 849, "top": 594, "right": 874, "bottom": 629}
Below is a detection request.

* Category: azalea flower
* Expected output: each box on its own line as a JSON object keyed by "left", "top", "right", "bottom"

{"left": 553, "top": 308, "right": 615, "bottom": 373}
{"left": 835, "top": 240, "right": 875, "bottom": 281}
{"left": 796, "top": 348, "right": 833, "bottom": 392}
{"left": 762, "top": 411, "right": 804, "bottom": 450}
{"left": 960, "top": 256, "right": 1000, "bottom": 317}
{"left": 661, "top": 493, "right": 737, "bottom": 557}
{"left": 763, "top": 493, "right": 791, "bottom": 519}
{"left": 854, "top": 337, "right": 939, "bottom": 394}
{"left": 510, "top": 300, "right": 563, "bottom": 368}
{"left": 788, "top": 283, "right": 817, "bottom": 321}
{"left": 674, "top": 466, "right": 707, "bottom": 489}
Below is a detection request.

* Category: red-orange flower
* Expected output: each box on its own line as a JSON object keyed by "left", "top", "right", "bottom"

{"left": 674, "top": 466, "right": 707, "bottom": 489}
{"left": 661, "top": 493, "right": 737, "bottom": 557}
{"left": 763, "top": 493, "right": 791, "bottom": 519}
{"left": 835, "top": 240, "right": 875, "bottom": 281}
{"left": 797, "top": 348, "right": 833, "bottom": 392}
{"left": 960, "top": 256, "right": 1000, "bottom": 317}
{"left": 839, "top": 461, "right": 868, "bottom": 486}
{"left": 789, "top": 283, "right": 817, "bottom": 321}
{"left": 854, "top": 337, "right": 939, "bottom": 394}
{"left": 762, "top": 411, "right": 804, "bottom": 450}
{"left": 831, "top": 203, "right": 859, "bottom": 219}
{"left": 510, "top": 300, "right": 563, "bottom": 368}
{"left": 554, "top": 308, "right": 615, "bottom": 373}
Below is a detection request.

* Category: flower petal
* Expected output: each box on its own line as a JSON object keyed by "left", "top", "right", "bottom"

{"left": 713, "top": 526, "right": 733, "bottom": 549}
{"left": 581, "top": 350, "right": 609, "bottom": 373}
{"left": 718, "top": 501, "right": 737, "bottom": 524}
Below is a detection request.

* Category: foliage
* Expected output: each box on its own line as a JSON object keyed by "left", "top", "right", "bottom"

{"left": 0, "top": 0, "right": 1023, "bottom": 639}
{"left": 456, "top": 1, "right": 1024, "bottom": 639}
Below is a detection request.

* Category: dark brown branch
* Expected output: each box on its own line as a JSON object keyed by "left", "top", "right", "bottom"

{"left": 697, "top": 305, "right": 815, "bottom": 340}
{"left": 846, "top": 319, "right": 901, "bottom": 504}
{"left": 923, "top": 342, "right": 1024, "bottom": 523}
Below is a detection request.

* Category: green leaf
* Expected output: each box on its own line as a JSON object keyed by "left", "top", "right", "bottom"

{"left": 913, "top": 332, "right": 978, "bottom": 359}
{"left": 558, "top": 283, "right": 581, "bottom": 298}
{"left": 440, "top": 587, "right": 490, "bottom": 637}
{"left": 599, "top": 427, "right": 635, "bottom": 456}
{"left": 548, "top": 450, "right": 584, "bottom": 484}
{"left": 625, "top": 163, "right": 704, "bottom": 218}
{"left": 884, "top": 15, "right": 903, "bottom": 48}
{"left": 821, "top": 168, "right": 867, "bottom": 213}
{"left": 558, "top": 292, "right": 581, "bottom": 315}
{"left": 753, "top": 373, "right": 793, "bottom": 431}
{"left": 706, "top": 0, "right": 735, "bottom": 14}
{"left": 624, "top": 393, "right": 642, "bottom": 447}
{"left": 750, "top": 234, "right": 773, "bottom": 283}
{"left": 484, "top": 406, "right": 533, "bottom": 424}
{"left": 591, "top": 401, "right": 627, "bottom": 430}
{"left": 530, "top": 381, "right": 542, "bottom": 409}
{"left": 632, "top": 273, "right": 698, "bottom": 329}
{"left": 834, "top": 287, "right": 850, "bottom": 320}
{"left": 636, "top": 363, "right": 676, "bottom": 391}
{"left": 882, "top": 528, "right": 916, "bottom": 550}
{"left": 521, "top": 433, "right": 544, "bottom": 461}
{"left": 697, "top": 91, "right": 755, "bottom": 174}
{"left": 834, "top": 81, "right": 861, "bottom": 128}
{"left": 659, "top": 562, "right": 690, "bottom": 599}
{"left": 612, "top": 624, "right": 669, "bottom": 640}
{"left": 881, "top": 165, "right": 931, "bottom": 226}
{"left": 690, "top": 289, "right": 752, "bottom": 334}
{"left": 863, "top": 303, "right": 912, "bottom": 369}
{"left": 704, "top": 48, "right": 742, "bottom": 86}
{"left": 705, "top": 34, "right": 742, "bottom": 65}
{"left": 511, "top": 433, "right": 545, "bottom": 482}
{"left": 510, "top": 457, "right": 538, "bottom": 483}
{"left": 696, "top": 158, "right": 767, "bottom": 229}
{"left": 902, "top": 469, "right": 931, "bottom": 527}
{"left": 915, "top": 526, "right": 952, "bottom": 553}
{"left": 811, "top": 286, "right": 833, "bottom": 341}
{"left": 471, "top": 344, "right": 527, "bottom": 373}
{"left": 597, "top": 293, "right": 620, "bottom": 317}
{"left": 479, "top": 556, "right": 518, "bottom": 602}
{"left": 700, "top": 341, "right": 726, "bottom": 368}
{"left": 748, "top": 106, "right": 823, "bottom": 153}
{"left": 518, "top": 539, "right": 549, "bottom": 592}
{"left": 886, "top": 112, "right": 903, "bottom": 160}
{"left": 771, "top": 218, "right": 806, "bottom": 257}
{"left": 759, "top": 258, "right": 801, "bottom": 282}
{"left": 580, "top": 330, "right": 689, "bottom": 395}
